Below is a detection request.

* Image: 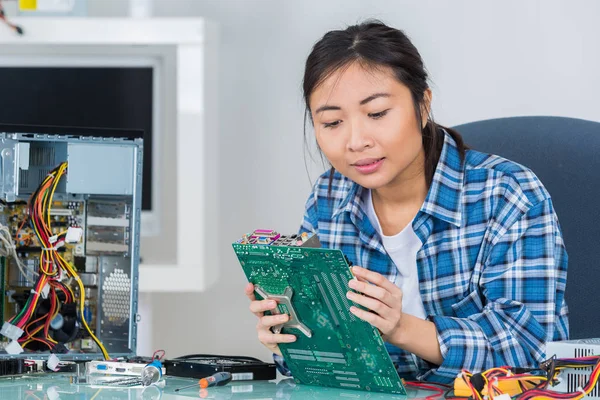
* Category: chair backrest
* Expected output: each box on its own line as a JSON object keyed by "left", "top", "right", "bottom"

{"left": 453, "top": 116, "right": 600, "bottom": 340}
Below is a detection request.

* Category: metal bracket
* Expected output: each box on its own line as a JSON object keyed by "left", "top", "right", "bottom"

{"left": 255, "top": 285, "right": 312, "bottom": 338}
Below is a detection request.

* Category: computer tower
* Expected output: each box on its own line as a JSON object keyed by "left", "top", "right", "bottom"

{"left": 0, "top": 124, "right": 143, "bottom": 361}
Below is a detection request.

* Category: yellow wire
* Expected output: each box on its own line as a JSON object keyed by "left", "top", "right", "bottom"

{"left": 17, "top": 169, "right": 59, "bottom": 348}
{"left": 39, "top": 171, "right": 55, "bottom": 237}
{"left": 46, "top": 163, "right": 110, "bottom": 360}
{"left": 43, "top": 163, "right": 67, "bottom": 276}
{"left": 33, "top": 173, "right": 57, "bottom": 276}
{"left": 45, "top": 164, "right": 65, "bottom": 231}
{"left": 59, "top": 253, "right": 110, "bottom": 360}
{"left": 28, "top": 161, "right": 110, "bottom": 360}
{"left": 24, "top": 325, "right": 44, "bottom": 338}
{"left": 65, "top": 284, "right": 75, "bottom": 302}
{"left": 26, "top": 275, "right": 47, "bottom": 319}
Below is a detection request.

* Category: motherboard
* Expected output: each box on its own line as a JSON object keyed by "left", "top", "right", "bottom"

{"left": 232, "top": 229, "right": 405, "bottom": 395}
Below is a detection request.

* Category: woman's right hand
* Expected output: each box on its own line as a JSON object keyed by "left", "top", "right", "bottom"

{"left": 245, "top": 282, "right": 296, "bottom": 356}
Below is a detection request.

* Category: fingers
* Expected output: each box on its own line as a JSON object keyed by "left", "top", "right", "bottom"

{"left": 249, "top": 299, "right": 277, "bottom": 316}
{"left": 347, "top": 266, "right": 403, "bottom": 336}
{"left": 349, "top": 267, "right": 402, "bottom": 306}
{"left": 349, "top": 305, "right": 386, "bottom": 329}
{"left": 246, "top": 283, "right": 279, "bottom": 317}
{"left": 352, "top": 266, "right": 398, "bottom": 293}
{"left": 348, "top": 278, "right": 397, "bottom": 308}
{"left": 245, "top": 283, "right": 257, "bottom": 304}
{"left": 258, "top": 331, "right": 297, "bottom": 345}
{"left": 346, "top": 290, "right": 393, "bottom": 318}
{"left": 257, "top": 314, "right": 296, "bottom": 345}
{"left": 245, "top": 282, "right": 255, "bottom": 297}
{"left": 258, "top": 313, "right": 289, "bottom": 329}
{"left": 244, "top": 283, "right": 296, "bottom": 353}
{"left": 349, "top": 305, "right": 398, "bottom": 335}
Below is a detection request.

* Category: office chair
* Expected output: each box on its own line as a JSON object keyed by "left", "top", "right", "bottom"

{"left": 453, "top": 116, "right": 600, "bottom": 340}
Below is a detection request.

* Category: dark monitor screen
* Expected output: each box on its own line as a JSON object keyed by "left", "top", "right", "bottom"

{"left": 0, "top": 67, "right": 153, "bottom": 210}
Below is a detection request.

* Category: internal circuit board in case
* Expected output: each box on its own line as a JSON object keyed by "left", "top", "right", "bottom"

{"left": 232, "top": 229, "right": 405, "bottom": 395}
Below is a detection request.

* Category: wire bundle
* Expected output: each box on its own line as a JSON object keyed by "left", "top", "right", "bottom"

{"left": 458, "top": 356, "right": 600, "bottom": 400}
{"left": 6, "top": 162, "right": 110, "bottom": 359}
{"left": 518, "top": 356, "right": 600, "bottom": 400}
{"left": 0, "top": 217, "right": 37, "bottom": 283}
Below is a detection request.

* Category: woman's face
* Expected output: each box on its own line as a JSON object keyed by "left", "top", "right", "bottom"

{"left": 310, "top": 62, "right": 429, "bottom": 190}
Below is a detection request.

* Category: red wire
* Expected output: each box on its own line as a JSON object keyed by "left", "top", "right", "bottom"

{"left": 17, "top": 278, "right": 45, "bottom": 329}
{"left": 152, "top": 349, "right": 166, "bottom": 360}
{"left": 20, "top": 312, "right": 52, "bottom": 349}
{"left": 404, "top": 381, "right": 447, "bottom": 400}
{"left": 43, "top": 289, "right": 57, "bottom": 339}
{"left": 54, "top": 281, "right": 72, "bottom": 303}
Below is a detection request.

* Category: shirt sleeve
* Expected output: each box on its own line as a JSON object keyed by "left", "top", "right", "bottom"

{"left": 420, "top": 198, "right": 569, "bottom": 383}
{"left": 299, "top": 186, "right": 319, "bottom": 235}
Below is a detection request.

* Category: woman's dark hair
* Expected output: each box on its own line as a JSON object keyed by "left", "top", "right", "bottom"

{"left": 303, "top": 20, "right": 466, "bottom": 192}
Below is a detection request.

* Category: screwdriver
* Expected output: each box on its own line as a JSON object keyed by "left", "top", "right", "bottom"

{"left": 174, "top": 372, "right": 233, "bottom": 392}
{"left": 141, "top": 359, "right": 163, "bottom": 386}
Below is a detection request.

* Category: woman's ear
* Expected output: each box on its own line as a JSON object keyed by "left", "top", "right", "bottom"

{"left": 421, "top": 88, "right": 432, "bottom": 129}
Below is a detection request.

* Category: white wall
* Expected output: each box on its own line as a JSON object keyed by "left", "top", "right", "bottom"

{"left": 38, "top": 0, "right": 600, "bottom": 360}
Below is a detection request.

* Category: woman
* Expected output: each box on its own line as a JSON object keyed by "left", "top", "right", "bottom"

{"left": 245, "top": 20, "right": 568, "bottom": 383}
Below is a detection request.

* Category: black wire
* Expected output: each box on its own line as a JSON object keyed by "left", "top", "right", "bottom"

{"left": 173, "top": 354, "right": 267, "bottom": 364}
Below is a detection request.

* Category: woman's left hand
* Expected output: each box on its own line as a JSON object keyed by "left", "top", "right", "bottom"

{"left": 346, "top": 266, "right": 403, "bottom": 341}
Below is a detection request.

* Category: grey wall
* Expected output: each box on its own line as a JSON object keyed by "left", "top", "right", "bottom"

{"left": 18, "top": 0, "right": 600, "bottom": 360}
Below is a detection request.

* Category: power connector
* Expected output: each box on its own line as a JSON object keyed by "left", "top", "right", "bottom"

{"left": 1, "top": 322, "right": 24, "bottom": 341}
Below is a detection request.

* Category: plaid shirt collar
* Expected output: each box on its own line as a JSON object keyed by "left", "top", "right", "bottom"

{"left": 331, "top": 131, "right": 465, "bottom": 228}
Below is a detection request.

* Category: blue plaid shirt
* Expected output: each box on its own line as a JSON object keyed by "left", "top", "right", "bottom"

{"left": 275, "top": 131, "right": 569, "bottom": 383}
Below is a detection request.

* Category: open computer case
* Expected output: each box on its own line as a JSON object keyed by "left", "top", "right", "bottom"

{"left": 0, "top": 123, "right": 142, "bottom": 361}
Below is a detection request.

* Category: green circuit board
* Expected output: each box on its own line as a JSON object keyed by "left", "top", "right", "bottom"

{"left": 232, "top": 236, "right": 405, "bottom": 395}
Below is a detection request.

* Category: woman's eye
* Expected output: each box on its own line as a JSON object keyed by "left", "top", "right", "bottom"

{"left": 323, "top": 120, "right": 342, "bottom": 129}
{"left": 368, "top": 109, "right": 390, "bottom": 119}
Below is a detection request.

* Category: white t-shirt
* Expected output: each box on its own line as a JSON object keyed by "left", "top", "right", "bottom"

{"left": 364, "top": 190, "right": 427, "bottom": 320}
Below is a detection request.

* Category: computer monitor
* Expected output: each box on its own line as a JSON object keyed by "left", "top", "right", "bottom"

{"left": 0, "top": 56, "right": 161, "bottom": 238}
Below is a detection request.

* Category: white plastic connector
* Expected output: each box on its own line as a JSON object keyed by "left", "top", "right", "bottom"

{"left": 5, "top": 340, "right": 24, "bottom": 355}
{"left": 47, "top": 354, "right": 60, "bottom": 372}
{"left": 1, "top": 322, "right": 24, "bottom": 341}
{"left": 41, "top": 283, "right": 51, "bottom": 299}
{"left": 493, "top": 394, "right": 511, "bottom": 400}
{"left": 65, "top": 227, "right": 83, "bottom": 244}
